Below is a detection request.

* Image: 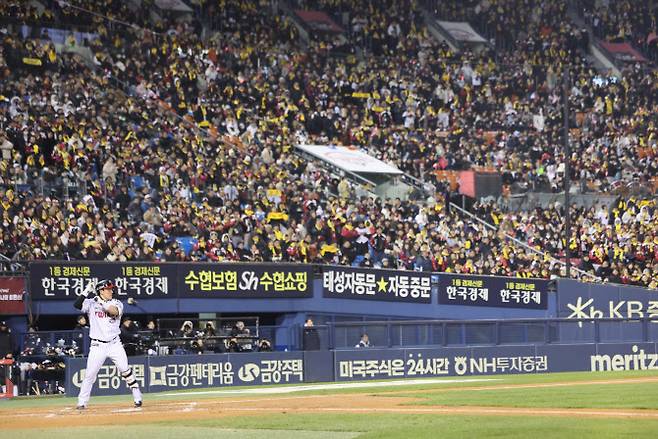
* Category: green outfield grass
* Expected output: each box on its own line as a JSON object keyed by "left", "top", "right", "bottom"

{"left": 400, "top": 380, "right": 658, "bottom": 409}
{"left": 3, "top": 370, "right": 658, "bottom": 438}
{"left": 9, "top": 413, "right": 658, "bottom": 439}
{"left": 174, "top": 413, "right": 658, "bottom": 439}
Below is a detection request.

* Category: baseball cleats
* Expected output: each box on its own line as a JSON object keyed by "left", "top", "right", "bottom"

{"left": 134, "top": 400, "right": 142, "bottom": 408}
{"left": 76, "top": 405, "right": 86, "bottom": 410}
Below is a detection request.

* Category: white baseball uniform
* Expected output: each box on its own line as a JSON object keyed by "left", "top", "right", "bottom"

{"left": 77, "top": 296, "right": 142, "bottom": 407}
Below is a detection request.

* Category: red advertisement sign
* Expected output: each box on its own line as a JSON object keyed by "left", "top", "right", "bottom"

{"left": 0, "top": 277, "right": 26, "bottom": 315}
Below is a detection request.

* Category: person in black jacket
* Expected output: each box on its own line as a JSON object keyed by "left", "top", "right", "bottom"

{"left": 302, "top": 319, "right": 321, "bottom": 351}
{"left": 120, "top": 316, "right": 140, "bottom": 356}
{"left": 0, "top": 321, "right": 13, "bottom": 359}
{"left": 0, "top": 321, "right": 15, "bottom": 391}
{"left": 74, "top": 315, "right": 88, "bottom": 330}
{"left": 113, "top": 186, "right": 131, "bottom": 219}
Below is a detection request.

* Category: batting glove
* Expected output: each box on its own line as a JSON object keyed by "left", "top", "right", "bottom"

{"left": 82, "top": 281, "right": 98, "bottom": 298}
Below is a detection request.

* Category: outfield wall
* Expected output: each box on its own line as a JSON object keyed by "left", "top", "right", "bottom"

{"left": 64, "top": 342, "right": 658, "bottom": 397}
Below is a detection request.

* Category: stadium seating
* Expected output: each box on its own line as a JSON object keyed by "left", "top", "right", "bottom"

{"left": 0, "top": 0, "right": 655, "bottom": 288}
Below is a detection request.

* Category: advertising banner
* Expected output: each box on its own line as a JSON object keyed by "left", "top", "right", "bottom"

{"left": 322, "top": 266, "right": 432, "bottom": 303}
{"left": 178, "top": 264, "right": 312, "bottom": 298}
{"left": 66, "top": 343, "right": 658, "bottom": 395}
{"left": 437, "top": 273, "right": 548, "bottom": 309}
{"left": 296, "top": 144, "right": 402, "bottom": 175}
{"left": 29, "top": 262, "right": 312, "bottom": 300}
{"left": 294, "top": 10, "right": 344, "bottom": 33}
{"left": 65, "top": 352, "right": 304, "bottom": 396}
{"left": 557, "top": 279, "right": 658, "bottom": 321}
{"left": 587, "top": 343, "right": 658, "bottom": 372}
{"left": 29, "top": 262, "right": 175, "bottom": 300}
{"left": 599, "top": 42, "right": 648, "bottom": 64}
{"left": 147, "top": 352, "right": 304, "bottom": 392}
{"left": 436, "top": 20, "right": 488, "bottom": 43}
{"left": 333, "top": 343, "right": 658, "bottom": 381}
{"left": 0, "top": 277, "right": 26, "bottom": 315}
{"left": 334, "top": 346, "right": 545, "bottom": 381}
{"left": 66, "top": 356, "right": 149, "bottom": 397}
{"left": 154, "top": 0, "right": 193, "bottom": 12}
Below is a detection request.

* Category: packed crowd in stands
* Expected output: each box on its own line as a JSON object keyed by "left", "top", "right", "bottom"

{"left": 0, "top": 0, "right": 656, "bottom": 288}
{"left": 0, "top": 0, "right": 155, "bottom": 28}
{"left": 575, "top": 0, "right": 658, "bottom": 61}
{"left": 475, "top": 197, "right": 658, "bottom": 289}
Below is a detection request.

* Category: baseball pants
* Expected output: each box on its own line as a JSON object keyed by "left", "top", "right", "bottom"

{"left": 77, "top": 338, "right": 142, "bottom": 406}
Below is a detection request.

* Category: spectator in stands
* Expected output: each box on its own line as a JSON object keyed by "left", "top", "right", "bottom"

{"left": 0, "top": 0, "right": 656, "bottom": 289}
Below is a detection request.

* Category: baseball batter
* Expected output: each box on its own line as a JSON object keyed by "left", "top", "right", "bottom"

{"left": 74, "top": 279, "right": 143, "bottom": 409}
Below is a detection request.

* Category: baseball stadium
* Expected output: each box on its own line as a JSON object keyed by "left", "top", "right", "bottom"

{"left": 0, "top": 0, "right": 657, "bottom": 438}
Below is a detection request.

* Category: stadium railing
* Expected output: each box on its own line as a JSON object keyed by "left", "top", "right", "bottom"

{"left": 327, "top": 317, "right": 658, "bottom": 349}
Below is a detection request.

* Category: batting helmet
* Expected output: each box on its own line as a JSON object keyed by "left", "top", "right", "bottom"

{"left": 96, "top": 279, "right": 118, "bottom": 295}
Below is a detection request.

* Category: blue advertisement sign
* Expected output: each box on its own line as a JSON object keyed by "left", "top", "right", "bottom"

{"left": 66, "top": 342, "right": 658, "bottom": 396}
{"left": 66, "top": 356, "right": 148, "bottom": 397}
{"left": 334, "top": 346, "right": 546, "bottom": 381}
{"left": 65, "top": 352, "right": 304, "bottom": 397}
{"left": 589, "top": 343, "right": 658, "bottom": 372}
{"left": 147, "top": 352, "right": 304, "bottom": 392}
{"left": 437, "top": 273, "right": 548, "bottom": 309}
{"left": 557, "top": 279, "right": 658, "bottom": 320}
{"left": 322, "top": 266, "right": 432, "bottom": 303}
{"left": 334, "top": 343, "right": 658, "bottom": 381}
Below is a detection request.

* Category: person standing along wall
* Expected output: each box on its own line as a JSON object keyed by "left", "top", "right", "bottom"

{"left": 303, "top": 319, "right": 321, "bottom": 351}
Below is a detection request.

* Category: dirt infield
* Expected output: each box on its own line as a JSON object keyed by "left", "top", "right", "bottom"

{"left": 3, "top": 377, "right": 658, "bottom": 430}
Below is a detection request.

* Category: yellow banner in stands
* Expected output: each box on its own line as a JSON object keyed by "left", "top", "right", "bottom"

{"left": 22, "top": 57, "right": 43, "bottom": 66}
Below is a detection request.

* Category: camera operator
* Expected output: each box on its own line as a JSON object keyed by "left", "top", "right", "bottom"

{"left": 227, "top": 321, "right": 252, "bottom": 352}
{"left": 201, "top": 322, "right": 218, "bottom": 352}
{"left": 204, "top": 322, "right": 216, "bottom": 337}
{"left": 230, "top": 321, "right": 248, "bottom": 338}
{"left": 257, "top": 339, "right": 272, "bottom": 352}
{"left": 120, "top": 316, "right": 141, "bottom": 356}
{"left": 139, "top": 319, "right": 159, "bottom": 355}
{"left": 179, "top": 321, "right": 194, "bottom": 338}
{"left": 189, "top": 335, "right": 205, "bottom": 355}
